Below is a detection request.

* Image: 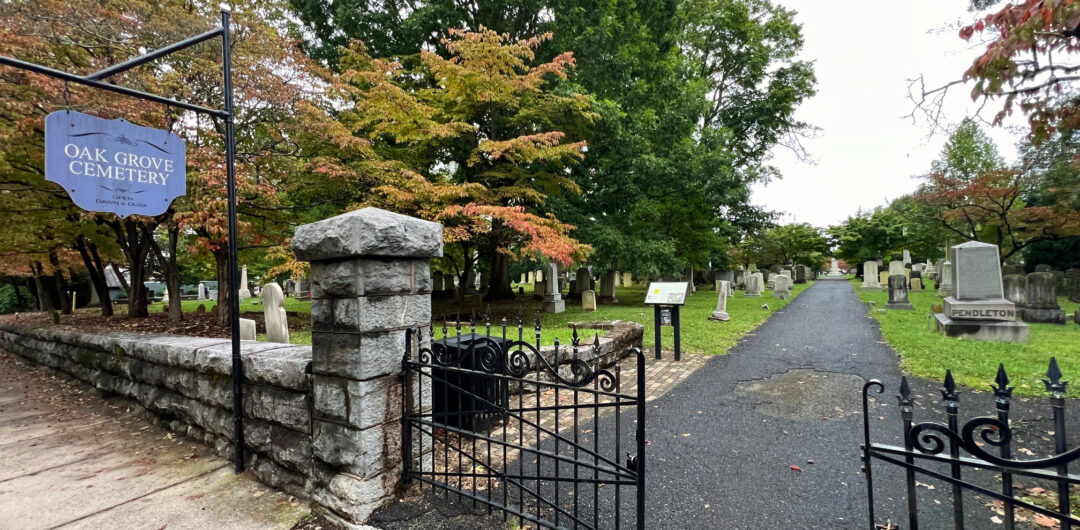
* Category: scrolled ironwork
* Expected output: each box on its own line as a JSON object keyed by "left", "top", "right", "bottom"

{"left": 906, "top": 416, "right": 1080, "bottom": 469}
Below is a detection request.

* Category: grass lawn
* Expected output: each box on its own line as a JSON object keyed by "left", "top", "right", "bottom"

{"left": 429, "top": 282, "right": 811, "bottom": 355}
{"left": 853, "top": 279, "right": 1080, "bottom": 397}
{"left": 152, "top": 282, "right": 811, "bottom": 356}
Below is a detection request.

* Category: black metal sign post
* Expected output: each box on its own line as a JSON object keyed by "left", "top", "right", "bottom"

{"left": 644, "top": 281, "right": 687, "bottom": 361}
{"left": 651, "top": 304, "right": 681, "bottom": 361}
{"left": 0, "top": 9, "right": 246, "bottom": 473}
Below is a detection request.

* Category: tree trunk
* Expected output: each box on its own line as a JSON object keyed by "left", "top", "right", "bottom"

{"left": 483, "top": 249, "right": 515, "bottom": 301}
{"left": 214, "top": 247, "right": 231, "bottom": 326}
{"left": 166, "top": 228, "right": 182, "bottom": 322}
{"left": 149, "top": 227, "right": 183, "bottom": 322}
{"left": 75, "top": 236, "right": 113, "bottom": 316}
{"left": 30, "top": 262, "right": 51, "bottom": 311}
{"left": 48, "top": 251, "right": 73, "bottom": 315}
{"left": 108, "top": 218, "right": 155, "bottom": 318}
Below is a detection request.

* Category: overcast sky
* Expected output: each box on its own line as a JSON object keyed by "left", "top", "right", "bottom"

{"left": 751, "top": 1, "right": 1023, "bottom": 228}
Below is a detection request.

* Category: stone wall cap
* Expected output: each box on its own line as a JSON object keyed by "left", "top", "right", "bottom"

{"left": 292, "top": 207, "right": 443, "bottom": 261}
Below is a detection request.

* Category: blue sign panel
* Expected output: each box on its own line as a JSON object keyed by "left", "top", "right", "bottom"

{"left": 45, "top": 110, "right": 186, "bottom": 217}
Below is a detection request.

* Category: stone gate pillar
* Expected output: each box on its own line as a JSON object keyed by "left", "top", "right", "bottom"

{"left": 292, "top": 207, "right": 441, "bottom": 526}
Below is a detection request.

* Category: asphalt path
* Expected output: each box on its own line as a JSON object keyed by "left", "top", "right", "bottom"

{"left": 385, "top": 279, "right": 1074, "bottom": 529}
{"left": 614, "top": 279, "right": 1065, "bottom": 529}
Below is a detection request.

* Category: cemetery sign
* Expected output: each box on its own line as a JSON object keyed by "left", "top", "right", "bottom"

{"left": 45, "top": 110, "right": 186, "bottom": 217}
{"left": 644, "top": 281, "right": 689, "bottom": 361}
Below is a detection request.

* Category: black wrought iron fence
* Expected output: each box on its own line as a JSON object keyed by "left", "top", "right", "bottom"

{"left": 862, "top": 358, "right": 1080, "bottom": 530}
{"left": 401, "top": 310, "right": 646, "bottom": 529}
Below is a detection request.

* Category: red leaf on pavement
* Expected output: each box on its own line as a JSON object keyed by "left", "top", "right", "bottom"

{"left": 790, "top": 465, "right": 802, "bottom": 472}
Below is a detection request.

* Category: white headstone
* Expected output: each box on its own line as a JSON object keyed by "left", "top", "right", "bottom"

{"left": 773, "top": 275, "right": 791, "bottom": 299}
{"left": 239, "top": 318, "right": 256, "bottom": 341}
{"left": 262, "top": 283, "right": 290, "bottom": 344}
{"left": 862, "top": 261, "right": 881, "bottom": 290}
{"left": 238, "top": 266, "right": 252, "bottom": 300}
{"left": 888, "top": 261, "right": 905, "bottom": 277}
{"left": 744, "top": 272, "right": 764, "bottom": 297}
{"left": 581, "top": 290, "right": 597, "bottom": 312}
{"left": 709, "top": 280, "right": 730, "bottom": 321}
{"left": 902, "top": 249, "right": 912, "bottom": 265}
{"left": 937, "top": 260, "right": 953, "bottom": 297}
{"left": 161, "top": 287, "right": 170, "bottom": 304}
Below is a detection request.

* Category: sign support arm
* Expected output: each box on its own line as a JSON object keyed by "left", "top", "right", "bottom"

{"left": 87, "top": 28, "right": 225, "bottom": 80}
{"left": 0, "top": 55, "right": 228, "bottom": 118}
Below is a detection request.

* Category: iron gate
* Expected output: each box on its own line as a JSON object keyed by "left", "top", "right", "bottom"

{"left": 862, "top": 359, "right": 1080, "bottom": 529}
{"left": 401, "top": 312, "right": 646, "bottom": 529}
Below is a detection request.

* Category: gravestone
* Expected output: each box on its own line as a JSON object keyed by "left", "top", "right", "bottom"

{"left": 935, "top": 241, "right": 1028, "bottom": 343}
{"left": 734, "top": 270, "right": 746, "bottom": 290}
{"left": 568, "top": 280, "right": 579, "bottom": 299}
{"left": 238, "top": 266, "right": 252, "bottom": 299}
{"left": 1003, "top": 274, "right": 1026, "bottom": 307}
{"left": 937, "top": 260, "right": 953, "bottom": 297}
{"left": 239, "top": 318, "right": 256, "bottom": 341}
{"left": 161, "top": 287, "right": 170, "bottom": 304}
{"left": 902, "top": 249, "right": 912, "bottom": 265}
{"left": 1020, "top": 272, "right": 1067, "bottom": 324}
{"left": 536, "top": 269, "right": 544, "bottom": 283}
{"left": 862, "top": 261, "right": 882, "bottom": 291}
{"left": 581, "top": 289, "right": 597, "bottom": 312}
{"left": 925, "top": 260, "right": 936, "bottom": 281}
{"left": 824, "top": 258, "right": 845, "bottom": 279}
{"left": 533, "top": 279, "right": 546, "bottom": 300}
{"left": 1001, "top": 264, "right": 1024, "bottom": 276}
{"left": 621, "top": 272, "right": 633, "bottom": 287}
{"left": 262, "top": 282, "right": 290, "bottom": 344}
{"left": 433, "top": 271, "right": 444, "bottom": 293}
{"left": 598, "top": 270, "right": 618, "bottom": 304}
{"left": 879, "top": 271, "right": 889, "bottom": 287}
{"left": 1052, "top": 270, "right": 1065, "bottom": 292}
{"left": 910, "top": 278, "right": 924, "bottom": 292}
{"left": 794, "top": 265, "right": 808, "bottom": 285}
{"left": 709, "top": 280, "right": 731, "bottom": 321}
{"left": 744, "top": 272, "right": 764, "bottom": 297}
{"left": 773, "top": 275, "right": 791, "bottom": 300}
{"left": 767, "top": 273, "right": 777, "bottom": 290}
{"left": 1067, "top": 268, "right": 1080, "bottom": 303}
{"left": 888, "top": 261, "right": 905, "bottom": 277}
{"left": 542, "top": 263, "right": 565, "bottom": 313}
{"left": 717, "top": 270, "right": 735, "bottom": 285}
{"left": 197, "top": 283, "right": 208, "bottom": 301}
{"left": 519, "top": 273, "right": 526, "bottom": 285}
{"left": 1035, "top": 264, "right": 1052, "bottom": 273}
{"left": 571, "top": 267, "right": 590, "bottom": 299}
{"left": 886, "top": 275, "right": 913, "bottom": 310}
{"left": 195, "top": 304, "right": 206, "bottom": 313}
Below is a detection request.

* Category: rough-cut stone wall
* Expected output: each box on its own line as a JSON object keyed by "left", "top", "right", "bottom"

{"left": 0, "top": 324, "right": 314, "bottom": 497}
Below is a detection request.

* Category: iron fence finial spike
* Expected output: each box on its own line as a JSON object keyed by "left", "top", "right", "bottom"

{"left": 1043, "top": 357, "right": 1068, "bottom": 395}
{"left": 897, "top": 376, "right": 913, "bottom": 407}
{"left": 941, "top": 369, "right": 959, "bottom": 402}
{"left": 993, "top": 363, "right": 1014, "bottom": 399}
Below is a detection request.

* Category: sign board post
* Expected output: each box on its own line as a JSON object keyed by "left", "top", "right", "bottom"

{"left": 644, "top": 282, "right": 689, "bottom": 361}
{"left": 1, "top": 9, "right": 246, "bottom": 474}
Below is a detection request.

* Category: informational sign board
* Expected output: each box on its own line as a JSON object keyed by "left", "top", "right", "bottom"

{"left": 45, "top": 110, "right": 186, "bottom": 217}
{"left": 644, "top": 282, "right": 689, "bottom": 306}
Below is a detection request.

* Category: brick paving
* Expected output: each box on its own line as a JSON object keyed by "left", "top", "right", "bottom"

{"left": 416, "top": 351, "right": 710, "bottom": 494}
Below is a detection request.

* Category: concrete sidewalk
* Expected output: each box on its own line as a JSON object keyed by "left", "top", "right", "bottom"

{"left": 0, "top": 349, "right": 308, "bottom": 530}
